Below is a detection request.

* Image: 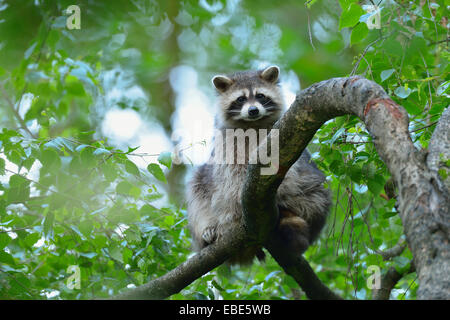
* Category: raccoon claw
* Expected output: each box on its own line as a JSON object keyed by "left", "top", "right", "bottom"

{"left": 202, "top": 227, "right": 217, "bottom": 245}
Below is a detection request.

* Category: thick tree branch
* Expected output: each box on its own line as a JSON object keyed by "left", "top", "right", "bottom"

{"left": 372, "top": 264, "right": 415, "bottom": 300}
{"left": 112, "top": 227, "right": 246, "bottom": 299}
{"left": 113, "top": 76, "right": 449, "bottom": 300}
{"left": 243, "top": 76, "right": 449, "bottom": 299}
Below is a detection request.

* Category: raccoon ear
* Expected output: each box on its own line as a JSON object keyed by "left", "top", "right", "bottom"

{"left": 212, "top": 75, "right": 233, "bottom": 93}
{"left": 260, "top": 65, "right": 280, "bottom": 83}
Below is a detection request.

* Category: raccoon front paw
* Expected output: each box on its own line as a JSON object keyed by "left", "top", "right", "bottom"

{"left": 201, "top": 227, "right": 217, "bottom": 245}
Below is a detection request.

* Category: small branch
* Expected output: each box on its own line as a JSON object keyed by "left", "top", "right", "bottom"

{"left": 372, "top": 263, "right": 415, "bottom": 300}
{"left": 375, "top": 238, "right": 407, "bottom": 261}
{"left": 372, "top": 267, "right": 403, "bottom": 300}
{"left": 429, "top": 37, "right": 449, "bottom": 45}
{"left": 409, "top": 121, "right": 438, "bottom": 133}
{"left": 0, "top": 226, "right": 34, "bottom": 233}
{"left": 350, "top": 35, "right": 387, "bottom": 76}
{"left": 306, "top": 7, "right": 316, "bottom": 51}
{"left": 419, "top": 51, "right": 433, "bottom": 111}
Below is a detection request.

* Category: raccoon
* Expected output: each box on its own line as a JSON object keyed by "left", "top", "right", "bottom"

{"left": 186, "top": 66, "right": 331, "bottom": 265}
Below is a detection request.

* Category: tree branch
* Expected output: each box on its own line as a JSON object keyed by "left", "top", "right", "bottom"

{"left": 242, "top": 76, "right": 448, "bottom": 299}
{"left": 112, "top": 76, "right": 449, "bottom": 300}
{"left": 372, "top": 263, "right": 415, "bottom": 300}
{"left": 375, "top": 238, "right": 407, "bottom": 261}
{"left": 112, "top": 227, "right": 246, "bottom": 299}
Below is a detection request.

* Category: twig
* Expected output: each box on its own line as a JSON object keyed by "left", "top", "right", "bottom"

{"left": 306, "top": 8, "right": 316, "bottom": 51}
{"left": 419, "top": 51, "right": 433, "bottom": 112}
{"left": 374, "top": 238, "right": 407, "bottom": 261}
{"left": 350, "top": 35, "right": 387, "bottom": 76}
{"left": 409, "top": 121, "right": 438, "bottom": 133}
{"left": 429, "top": 37, "right": 450, "bottom": 45}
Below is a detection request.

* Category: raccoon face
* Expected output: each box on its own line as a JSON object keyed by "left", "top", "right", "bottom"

{"left": 212, "top": 66, "right": 285, "bottom": 128}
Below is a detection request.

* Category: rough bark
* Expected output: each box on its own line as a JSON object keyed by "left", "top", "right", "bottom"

{"left": 371, "top": 267, "right": 404, "bottom": 300}
{"left": 112, "top": 77, "right": 449, "bottom": 300}
{"left": 243, "top": 77, "right": 449, "bottom": 299}
{"left": 372, "top": 263, "right": 416, "bottom": 300}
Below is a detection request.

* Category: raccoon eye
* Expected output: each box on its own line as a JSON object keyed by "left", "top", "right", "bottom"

{"left": 256, "top": 93, "right": 266, "bottom": 99}
{"left": 236, "top": 96, "right": 247, "bottom": 103}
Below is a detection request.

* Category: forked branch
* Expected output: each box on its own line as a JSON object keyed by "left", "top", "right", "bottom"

{"left": 113, "top": 77, "right": 449, "bottom": 300}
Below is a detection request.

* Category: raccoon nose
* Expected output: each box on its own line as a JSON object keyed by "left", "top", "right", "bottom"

{"left": 248, "top": 106, "right": 259, "bottom": 117}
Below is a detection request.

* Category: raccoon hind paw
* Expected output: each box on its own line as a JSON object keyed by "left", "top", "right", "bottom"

{"left": 201, "top": 226, "right": 217, "bottom": 246}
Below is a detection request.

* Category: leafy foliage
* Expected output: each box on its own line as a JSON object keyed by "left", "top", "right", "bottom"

{"left": 0, "top": 0, "right": 448, "bottom": 300}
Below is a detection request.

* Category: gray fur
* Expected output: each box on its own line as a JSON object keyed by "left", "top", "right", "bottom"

{"left": 186, "top": 66, "right": 331, "bottom": 264}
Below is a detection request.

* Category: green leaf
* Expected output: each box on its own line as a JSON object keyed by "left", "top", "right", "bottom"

{"left": 0, "top": 251, "right": 15, "bottom": 265}
{"left": 0, "top": 158, "right": 5, "bottom": 175}
{"left": 47, "top": 29, "right": 60, "bottom": 50}
{"left": 125, "top": 160, "right": 140, "bottom": 176}
{"left": 116, "top": 180, "right": 134, "bottom": 194}
{"left": 380, "top": 69, "right": 395, "bottom": 82}
{"left": 122, "top": 247, "right": 133, "bottom": 264}
{"left": 75, "top": 144, "right": 90, "bottom": 152}
{"left": 79, "top": 252, "right": 97, "bottom": 259}
{"left": 367, "top": 174, "right": 385, "bottom": 195}
{"left": 351, "top": 22, "right": 368, "bottom": 45}
{"left": 7, "top": 149, "right": 24, "bottom": 166}
{"left": 264, "top": 270, "right": 281, "bottom": 282}
{"left": 126, "top": 146, "right": 140, "bottom": 154}
{"left": 0, "top": 233, "right": 11, "bottom": 250}
{"left": 330, "top": 127, "right": 346, "bottom": 145}
{"left": 40, "top": 149, "right": 62, "bottom": 172}
{"left": 93, "top": 148, "right": 111, "bottom": 156}
{"left": 339, "top": 0, "right": 357, "bottom": 11}
{"left": 24, "top": 42, "right": 38, "bottom": 59}
{"left": 24, "top": 233, "right": 40, "bottom": 247}
{"left": 436, "top": 81, "right": 450, "bottom": 96}
{"left": 137, "top": 258, "right": 147, "bottom": 272}
{"left": 158, "top": 151, "right": 172, "bottom": 169}
{"left": 44, "top": 137, "right": 75, "bottom": 152}
{"left": 65, "top": 74, "right": 85, "bottom": 96}
{"left": 79, "top": 220, "right": 93, "bottom": 237}
{"left": 394, "top": 86, "right": 412, "bottom": 99}
{"left": 383, "top": 38, "right": 403, "bottom": 56}
{"left": 339, "top": 3, "right": 365, "bottom": 30}
{"left": 129, "top": 186, "right": 141, "bottom": 199}
{"left": 109, "top": 246, "right": 123, "bottom": 263}
{"left": 125, "top": 228, "right": 141, "bottom": 243}
{"left": 147, "top": 163, "right": 167, "bottom": 183}
{"left": 102, "top": 162, "right": 118, "bottom": 182}
{"left": 7, "top": 174, "right": 30, "bottom": 203}
{"left": 43, "top": 210, "right": 55, "bottom": 240}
